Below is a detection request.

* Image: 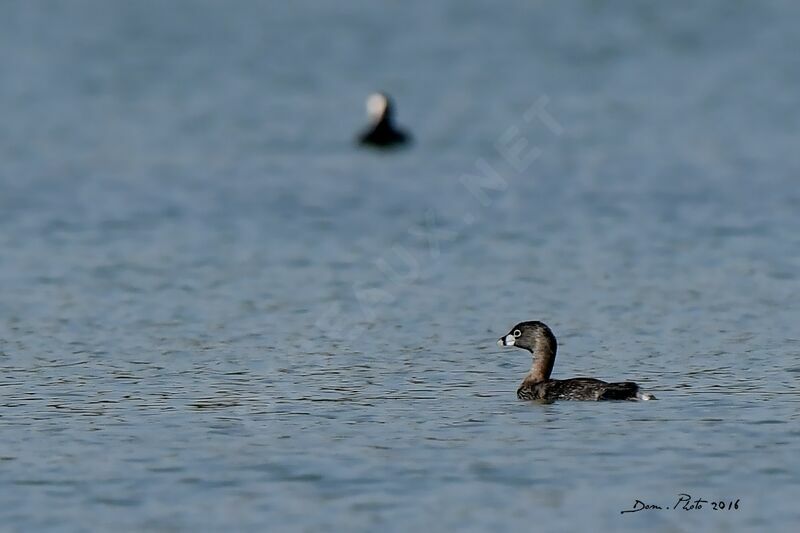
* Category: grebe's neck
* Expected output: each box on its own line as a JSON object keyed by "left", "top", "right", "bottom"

{"left": 525, "top": 334, "right": 557, "bottom": 382}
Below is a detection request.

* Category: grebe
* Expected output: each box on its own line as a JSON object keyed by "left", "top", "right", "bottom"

{"left": 498, "top": 321, "right": 655, "bottom": 401}
{"left": 357, "top": 92, "right": 410, "bottom": 148}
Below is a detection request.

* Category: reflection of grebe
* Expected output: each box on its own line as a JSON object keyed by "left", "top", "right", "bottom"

{"left": 498, "top": 321, "right": 655, "bottom": 401}
{"left": 357, "top": 93, "right": 410, "bottom": 148}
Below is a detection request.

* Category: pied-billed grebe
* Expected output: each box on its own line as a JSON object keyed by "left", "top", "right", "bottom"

{"left": 498, "top": 321, "right": 655, "bottom": 401}
{"left": 357, "top": 92, "right": 411, "bottom": 148}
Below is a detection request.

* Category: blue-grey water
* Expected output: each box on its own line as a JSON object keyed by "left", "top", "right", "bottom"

{"left": 2, "top": 1, "right": 800, "bottom": 531}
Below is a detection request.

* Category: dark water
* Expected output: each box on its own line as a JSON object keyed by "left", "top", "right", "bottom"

{"left": 2, "top": 1, "right": 800, "bottom": 531}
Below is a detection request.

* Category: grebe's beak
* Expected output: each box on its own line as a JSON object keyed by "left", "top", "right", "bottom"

{"left": 497, "top": 334, "right": 515, "bottom": 347}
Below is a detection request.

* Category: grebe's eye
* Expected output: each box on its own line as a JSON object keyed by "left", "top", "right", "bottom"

{"left": 513, "top": 329, "right": 521, "bottom": 338}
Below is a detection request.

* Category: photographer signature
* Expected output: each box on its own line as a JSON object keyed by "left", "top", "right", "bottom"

{"left": 621, "top": 494, "right": 741, "bottom": 514}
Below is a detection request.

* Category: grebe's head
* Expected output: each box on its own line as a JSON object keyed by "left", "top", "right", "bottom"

{"left": 366, "top": 92, "right": 394, "bottom": 123}
{"left": 497, "top": 321, "right": 556, "bottom": 353}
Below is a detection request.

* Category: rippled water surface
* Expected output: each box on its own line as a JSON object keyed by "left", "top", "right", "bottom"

{"left": 2, "top": 1, "right": 800, "bottom": 531}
